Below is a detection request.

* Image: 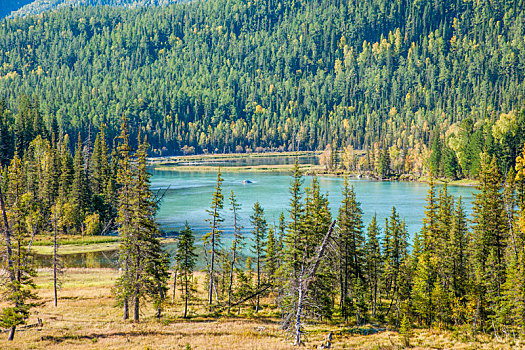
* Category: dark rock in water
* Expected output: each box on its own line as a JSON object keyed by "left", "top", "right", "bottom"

{"left": 242, "top": 180, "right": 253, "bottom": 184}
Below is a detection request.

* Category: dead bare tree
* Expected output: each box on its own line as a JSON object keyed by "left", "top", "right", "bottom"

{"left": 281, "top": 220, "right": 336, "bottom": 346}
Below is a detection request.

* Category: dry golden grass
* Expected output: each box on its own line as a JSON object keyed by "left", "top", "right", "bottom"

{"left": 0, "top": 269, "right": 520, "bottom": 349}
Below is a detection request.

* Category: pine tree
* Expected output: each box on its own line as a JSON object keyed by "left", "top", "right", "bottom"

{"left": 71, "top": 134, "right": 90, "bottom": 235}
{"left": 250, "top": 201, "right": 267, "bottom": 313}
{"left": 449, "top": 198, "right": 470, "bottom": 325}
{"left": 90, "top": 127, "right": 110, "bottom": 220}
{"left": 412, "top": 179, "right": 439, "bottom": 326}
{"left": 382, "top": 206, "right": 409, "bottom": 327}
{"left": 134, "top": 137, "right": 170, "bottom": 319}
{"left": 115, "top": 133, "right": 169, "bottom": 322}
{"left": 227, "top": 190, "right": 244, "bottom": 313}
{"left": 266, "top": 226, "right": 278, "bottom": 284}
{"left": 365, "top": 215, "right": 382, "bottom": 317}
{"left": 0, "top": 156, "right": 37, "bottom": 341}
{"left": 336, "top": 177, "right": 366, "bottom": 323}
{"left": 115, "top": 117, "right": 134, "bottom": 320}
{"left": 429, "top": 133, "right": 442, "bottom": 177}
{"left": 303, "top": 177, "right": 334, "bottom": 321}
{"left": 277, "top": 211, "right": 286, "bottom": 257}
{"left": 175, "top": 222, "right": 197, "bottom": 318}
{"left": 471, "top": 154, "right": 508, "bottom": 330}
{"left": 502, "top": 149, "right": 525, "bottom": 331}
{"left": 399, "top": 313, "right": 412, "bottom": 347}
{"left": 58, "top": 135, "right": 73, "bottom": 206}
{"left": 204, "top": 169, "right": 224, "bottom": 307}
{"left": 285, "top": 159, "right": 304, "bottom": 279}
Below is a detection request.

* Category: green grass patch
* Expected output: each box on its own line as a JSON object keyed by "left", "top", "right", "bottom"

{"left": 32, "top": 235, "right": 120, "bottom": 246}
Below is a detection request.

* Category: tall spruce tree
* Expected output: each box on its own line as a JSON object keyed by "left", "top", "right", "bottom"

{"left": 115, "top": 133, "right": 169, "bottom": 322}
{"left": 471, "top": 154, "right": 508, "bottom": 330}
{"left": 382, "top": 206, "right": 409, "bottom": 327}
{"left": 303, "top": 177, "right": 334, "bottom": 321}
{"left": 204, "top": 170, "right": 224, "bottom": 307}
{"left": 285, "top": 159, "right": 304, "bottom": 279}
{"left": 365, "top": 215, "right": 382, "bottom": 318}
{"left": 412, "top": 179, "right": 439, "bottom": 326}
{"left": 0, "top": 156, "right": 37, "bottom": 341}
{"left": 227, "top": 190, "right": 244, "bottom": 313}
{"left": 336, "top": 177, "right": 366, "bottom": 323}
{"left": 250, "top": 201, "right": 267, "bottom": 313}
{"left": 503, "top": 147, "right": 525, "bottom": 332}
{"left": 71, "top": 134, "right": 90, "bottom": 235}
{"left": 449, "top": 197, "right": 469, "bottom": 325}
{"left": 175, "top": 222, "right": 197, "bottom": 318}
{"left": 115, "top": 117, "right": 134, "bottom": 320}
{"left": 266, "top": 226, "right": 278, "bottom": 284}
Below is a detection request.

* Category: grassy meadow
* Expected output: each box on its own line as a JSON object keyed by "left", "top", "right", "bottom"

{"left": 0, "top": 268, "right": 517, "bottom": 349}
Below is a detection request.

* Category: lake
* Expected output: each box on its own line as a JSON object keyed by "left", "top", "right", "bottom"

{"left": 152, "top": 169, "right": 475, "bottom": 242}
{"left": 36, "top": 165, "right": 477, "bottom": 268}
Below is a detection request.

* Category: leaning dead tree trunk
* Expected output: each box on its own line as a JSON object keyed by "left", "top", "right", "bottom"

{"left": 0, "top": 185, "right": 16, "bottom": 341}
{"left": 172, "top": 270, "right": 177, "bottom": 303}
{"left": 293, "top": 221, "right": 336, "bottom": 346}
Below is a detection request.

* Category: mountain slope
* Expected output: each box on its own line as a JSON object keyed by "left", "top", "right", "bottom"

{"left": 0, "top": 0, "right": 524, "bottom": 176}
{"left": 6, "top": 0, "right": 178, "bottom": 18}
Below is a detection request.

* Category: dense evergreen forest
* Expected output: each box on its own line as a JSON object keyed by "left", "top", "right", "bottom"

{"left": 6, "top": 0, "right": 180, "bottom": 19}
{"left": 0, "top": 0, "right": 524, "bottom": 178}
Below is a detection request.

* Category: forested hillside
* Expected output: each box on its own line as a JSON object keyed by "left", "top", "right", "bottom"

{"left": 0, "top": 0, "right": 524, "bottom": 178}
{"left": 6, "top": 0, "right": 179, "bottom": 19}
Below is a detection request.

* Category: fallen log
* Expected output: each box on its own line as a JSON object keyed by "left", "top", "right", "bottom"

{"left": 0, "top": 318, "right": 43, "bottom": 333}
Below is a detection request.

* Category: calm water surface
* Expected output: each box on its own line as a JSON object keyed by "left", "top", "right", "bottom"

{"left": 36, "top": 166, "right": 476, "bottom": 268}
{"left": 152, "top": 169, "right": 475, "bottom": 242}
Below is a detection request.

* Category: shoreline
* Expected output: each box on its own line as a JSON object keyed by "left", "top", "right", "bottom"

{"left": 32, "top": 237, "right": 178, "bottom": 255}
{"left": 150, "top": 151, "right": 478, "bottom": 187}
{"left": 38, "top": 154, "right": 477, "bottom": 257}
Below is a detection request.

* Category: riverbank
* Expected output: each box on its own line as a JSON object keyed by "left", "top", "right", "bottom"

{"left": 152, "top": 156, "right": 478, "bottom": 188}
{"left": 150, "top": 151, "right": 478, "bottom": 187}
{"left": 150, "top": 151, "right": 322, "bottom": 173}
{"left": 0, "top": 268, "right": 511, "bottom": 349}
{"left": 31, "top": 236, "right": 177, "bottom": 255}
{"left": 149, "top": 151, "right": 319, "bottom": 165}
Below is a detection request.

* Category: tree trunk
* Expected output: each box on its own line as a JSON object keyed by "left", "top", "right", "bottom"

{"left": 134, "top": 294, "right": 140, "bottom": 323}
{"left": 294, "top": 276, "right": 304, "bottom": 346}
{"left": 123, "top": 257, "right": 129, "bottom": 320}
{"left": 172, "top": 271, "right": 177, "bottom": 303}
{"left": 291, "top": 221, "right": 335, "bottom": 347}
{"left": 227, "top": 245, "right": 236, "bottom": 314}
{"left": 123, "top": 299, "right": 129, "bottom": 320}
{"left": 8, "top": 326, "right": 15, "bottom": 341}
{"left": 156, "top": 284, "right": 164, "bottom": 318}
{"left": 184, "top": 273, "right": 189, "bottom": 318}
{"left": 256, "top": 252, "right": 260, "bottom": 313}
{"left": 208, "top": 228, "right": 216, "bottom": 307}
{"left": 53, "top": 215, "right": 58, "bottom": 307}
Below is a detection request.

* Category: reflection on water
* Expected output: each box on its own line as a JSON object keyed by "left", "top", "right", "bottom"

{"left": 34, "top": 250, "right": 119, "bottom": 268}
{"left": 164, "top": 155, "right": 318, "bottom": 168}
{"left": 33, "top": 242, "right": 241, "bottom": 269}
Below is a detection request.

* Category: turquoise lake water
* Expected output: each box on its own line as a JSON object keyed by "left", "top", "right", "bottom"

{"left": 151, "top": 169, "right": 475, "bottom": 242}
{"left": 36, "top": 162, "right": 477, "bottom": 268}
